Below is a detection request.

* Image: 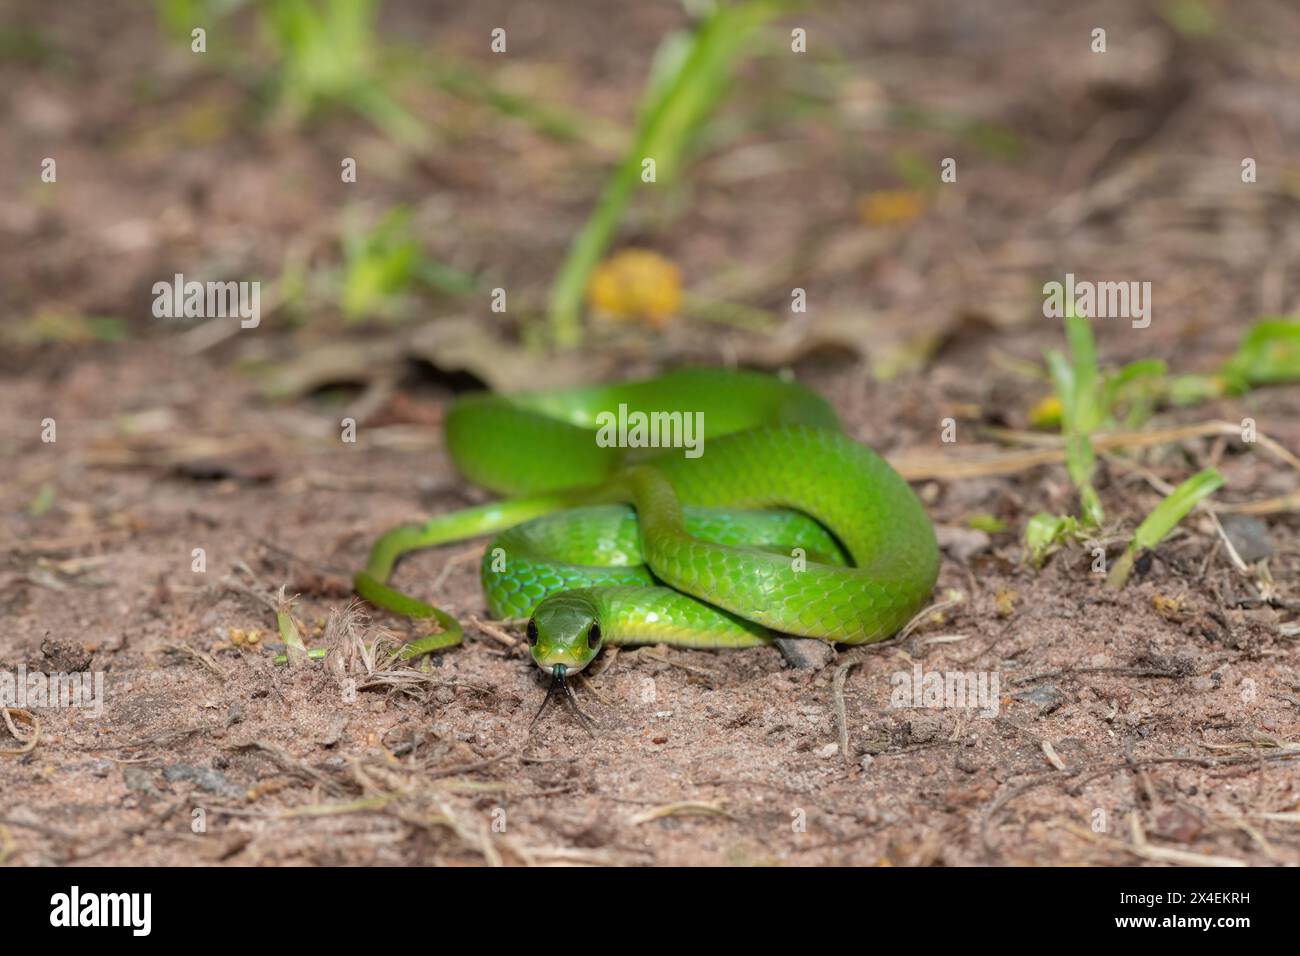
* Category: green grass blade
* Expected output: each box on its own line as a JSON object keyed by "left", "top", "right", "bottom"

{"left": 1046, "top": 311, "right": 1105, "bottom": 525}
{"left": 1064, "top": 311, "right": 1101, "bottom": 432}
{"left": 1105, "top": 468, "right": 1226, "bottom": 589}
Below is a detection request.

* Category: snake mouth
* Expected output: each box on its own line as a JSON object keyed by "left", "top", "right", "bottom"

{"left": 537, "top": 659, "right": 590, "bottom": 676}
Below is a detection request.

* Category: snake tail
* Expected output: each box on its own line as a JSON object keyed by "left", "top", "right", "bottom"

{"left": 354, "top": 491, "right": 611, "bottom": 659}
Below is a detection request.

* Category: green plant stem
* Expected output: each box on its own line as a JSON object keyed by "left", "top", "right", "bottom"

{"left": 546, "top": 1, "right": 789, "bottom": 347}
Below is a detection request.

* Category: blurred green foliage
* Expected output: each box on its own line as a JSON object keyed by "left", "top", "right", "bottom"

{"left": 340, "top": 207, "right": 423, "bottom": 322}
{"left": 260, "top": 0, "right": 433, "bottom": 150}
{"left": 1220, "top": 318, "right": 1300, "bottom": 392}
{"left": 152, "top": 0, "right": 432, "bottom": 149}
{"left": 1162, "top": 0, "right": 1218, "bottom": 38}
{"left": 154, "top": 0, "right": 250, "bottom": 39}
{"left": 336, "top": 208, "right": 478, "bottom": 323}
{"left": 546, "top": 0, "right": 795, "bottom": 346}
{"left": 1169, "top": 317, "right": 1300, "bottom": 403}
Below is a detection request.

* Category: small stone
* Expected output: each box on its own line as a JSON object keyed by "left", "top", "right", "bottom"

{"left": 569, "top": 821, "right": 617, "bottom": 849}
{"left": 859, "top": 728, "right": 891, "bottom": 755}
{"left": 1153, "top": 805, "right": 1203, "bottom": 843}
{"left": 935, "top": 525, "right": 992, "bottom": 563}
{"left": 161, "top": 763, "right": 243, "bottom": 798}
{"left": 942, "top": 478, "right": 1003, "bottom": 510}
{"left": 196, "top": 832, "right": 252, "bottom": 862}
{"left": 818, "top": 743, "right": 840, "bottom": 758}
{"left": 39, "top": 638, "right": 92, "bottom": 673}
{"left": 316, "top": 714, "right": 347, "bottom": 747}
{"left": 1220, "top": 515, "right": 1272, "bottom": 564}
{"left": 905, "top": 715, "right": 945, "bottom": 743}
{"left": 122, "top": 767, "right": 157, "bottom": 795}
{"left": 1013, "top": 684, "right": 1065, "bottom": 716}
{"left": 773, "top": 637, "right": 835, "bottom": 670}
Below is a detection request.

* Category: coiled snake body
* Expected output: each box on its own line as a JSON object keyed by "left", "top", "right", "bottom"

{"left": 356, "top": 369, "right": 939, "bottom": 682}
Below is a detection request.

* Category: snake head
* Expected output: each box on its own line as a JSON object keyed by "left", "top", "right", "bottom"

{"left": 526, "top": 594, "right": 603, "bottom": 674}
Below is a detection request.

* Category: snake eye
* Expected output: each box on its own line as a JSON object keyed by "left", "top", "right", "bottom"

{"left": 587, "top": 622, "right": 602, "bottom": 649}
{"left": 526, "top": 619, "right": 539, "bottom": 645}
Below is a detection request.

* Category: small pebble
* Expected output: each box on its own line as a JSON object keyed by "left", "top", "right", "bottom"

{"left": 773, "top": 636, "right": 835, "bottom": 670}
{"left": 1220, "top": 514, "right": 1272, "bottom": 564}
{"left": 1013, "top": 683, "right": 1065, "bottom": 716}
{"left": 935, "top": 525, "right": 991, "bottom": 563}
{"left": 162, "top": 763, "right": 243, "bottom": 798}
{"left": 224, "top": 702, "right": 244, "bottom": 728}
{"left": 122, "top": 767, "right": 157, "bottom": 795}
{"left": 905, "top": 715, "right": 945, "bottom": 743}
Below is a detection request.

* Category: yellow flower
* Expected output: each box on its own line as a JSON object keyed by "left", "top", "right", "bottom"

{"left": 859, "top": 189, "right": 924, "bottom": 227}
{"left": 586, "top": 249, "right": 682, "bottom": 326}
{"left": 1152, "top": 594, "right": 1184, "bottom": 621}
{"left": 1029, "top": 394, "right": 1062, "bottom": 429}
{"left": 995, "top": 588, "right": 1018, "bottom": 618}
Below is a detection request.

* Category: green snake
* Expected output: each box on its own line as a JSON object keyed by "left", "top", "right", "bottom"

{"left": 355, "top": 369, "right": 938, "bottom": 703}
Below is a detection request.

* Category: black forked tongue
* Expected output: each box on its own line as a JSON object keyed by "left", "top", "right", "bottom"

{"left": 530, "top": 664, "right": 596, "bottom": 738}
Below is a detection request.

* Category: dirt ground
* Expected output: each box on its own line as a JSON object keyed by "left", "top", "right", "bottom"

{"left": 2, "top": 0, "right": 1299, "bottom": 866}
